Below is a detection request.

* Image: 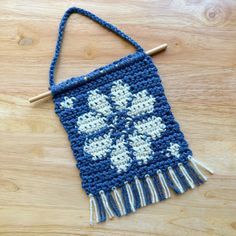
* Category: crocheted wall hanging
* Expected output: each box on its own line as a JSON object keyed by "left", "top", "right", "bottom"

{"left": 48, "top": 7, "right": 213, "bottom": 224}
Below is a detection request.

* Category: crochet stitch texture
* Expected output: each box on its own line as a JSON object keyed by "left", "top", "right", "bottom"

{"left": 50, "top": 7, "right": 208, "bottom": 224}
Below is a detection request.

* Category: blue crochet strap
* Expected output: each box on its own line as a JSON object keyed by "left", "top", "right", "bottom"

{"left": 49, "top": 7, "right": 144, "bottom": 87}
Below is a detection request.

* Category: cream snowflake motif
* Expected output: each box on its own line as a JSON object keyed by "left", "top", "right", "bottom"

{"left": 60, "top": 96, "right": 76, "bottom": 109}
{"left": 166, "top": 143, "right": 181, "bottom": 158}
{"left": 77, "top": 80, "right": 166, "bottom": 173}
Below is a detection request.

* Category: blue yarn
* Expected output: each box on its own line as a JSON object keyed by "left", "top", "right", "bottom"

{"left": 106, "top": 192, "right": 121, "bottom": 217}
{"left": 121, "top": 185, "right": 131, "bottom": 214}
{"left": 131, "top": 181, "right": 141, "bottom": 209}
{"left": 174, "top": 167, "right": 190, "bottom": 191}
{"left": 141, "top": 179, "right": 152, "bottom": 205}
{"left": 50, "top": 7, "right": 208, "bottom": 222}
{"left": 49, "top": 7, "right": 143, "bottom": 88}
{"left": 152, "top": 175, "right": 165, "bottom": 201}
{"left": 185, "top": 163, "right": 204, "bottom": 185}
{"left": 95, "top": 195, "right": 106, "bottom": 222}
{"left": 163, "top": 172, "right": 182, "bottom": 194}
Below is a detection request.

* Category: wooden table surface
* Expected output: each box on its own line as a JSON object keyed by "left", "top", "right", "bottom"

{"left": 0, "top": 0, "right": 236, "bottom": 235}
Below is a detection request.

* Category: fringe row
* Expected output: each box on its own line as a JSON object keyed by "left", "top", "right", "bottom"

{"left": 89, "top": 157, "right": 213, "bottom": 224}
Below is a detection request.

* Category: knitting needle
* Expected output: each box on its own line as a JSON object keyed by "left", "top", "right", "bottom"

{"left": 29, "top": 43, "right": 167, "bottom": 103}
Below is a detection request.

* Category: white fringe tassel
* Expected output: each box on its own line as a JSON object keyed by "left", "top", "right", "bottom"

{"left": 157, "top": 170, "right": 171, "bottom": 199}
{"left": 125, "top": 182, "right": 136, "bottom": 212}
{"left": 134, "top": 176, "right": 146, "bottom": 207}
{"left": 99, "top": 190, "right": 114, "bottom": 219}
{"left": 145, "top": 175, "right": 159, "bottom": 203}
{"left": 89, "top": 194, "right": 99, "bottom": 225}
{"left": 190, "top": 156, "right": 214, "bottom": 174}
{"left": 188, "top": 157, "right": 208, "bottom": 181}
{"left": 178, "top": 163, "right": 195, "bottom": 189}
{"left": 168, "top": 167, "right": 185, "bottom": 193}
{"left": 112, "top": 187, "right": 126, "bottom": 216}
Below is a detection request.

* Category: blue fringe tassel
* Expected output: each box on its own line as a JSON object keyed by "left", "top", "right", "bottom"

{"left": 141, "top": 179, "right": 152, "bottom": 205}
{"left": 185, "top": 163, "right": 204, "bottom": 185}
{"left": 131, "top": 181, "right": 141, "bottom": 209}
{"left": 184, "top": 164, "right": 201, "bottom": 186}
{"left": 106, "top": 192, "right": 121, "bottom": 217}
{"left": 152, "top": 175, "right": 165, "bottom": 201}
{"left": 164, "top": 172, "right": 182, "bottom": 194}
{"left": 121, "top": 185, "right": 131, "bottom": 214}
{"left": 174, "top": 167, "right": 190, "bottom": 191}
{"left": 95, "top": 195, "right": 106, "bottom": 223}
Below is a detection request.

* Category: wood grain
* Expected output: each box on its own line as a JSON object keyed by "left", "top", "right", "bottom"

{"left": 0, "top": 0, "right": 236, "bottom": 235}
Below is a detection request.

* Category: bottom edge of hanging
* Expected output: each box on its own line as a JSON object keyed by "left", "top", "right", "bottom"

{"left": 88, "top": 156, "right": 209, "bottom": 225}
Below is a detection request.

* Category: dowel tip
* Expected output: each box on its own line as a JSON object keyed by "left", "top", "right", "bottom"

{"left": 146, "top": 43, "right": 168, "bottom": 56}
{"left": 29, "top": 90, "right": 52, "bottom": 103}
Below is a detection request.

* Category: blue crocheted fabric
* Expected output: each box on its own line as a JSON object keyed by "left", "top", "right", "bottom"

{"left": 50, "top": 7, "right": 207, "bottom": 224}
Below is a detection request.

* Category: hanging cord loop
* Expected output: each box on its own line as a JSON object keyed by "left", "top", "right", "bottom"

{"left": 49, "top": 7, "right": 144, "bottom": 87}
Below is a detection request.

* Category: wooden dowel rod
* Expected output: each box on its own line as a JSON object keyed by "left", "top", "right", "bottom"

{"left": 29, "top": 91, "right": 52, "bottom": 103}
{"left": 29, "top": 43, "right": 167, "bottom": 103}
{"left": 145, "top": 43, "right": 167, "bottom": 56}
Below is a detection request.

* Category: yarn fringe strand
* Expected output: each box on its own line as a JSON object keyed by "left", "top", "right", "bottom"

{"left": 89, "top": 157, "right": 213, "bottom": 224}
